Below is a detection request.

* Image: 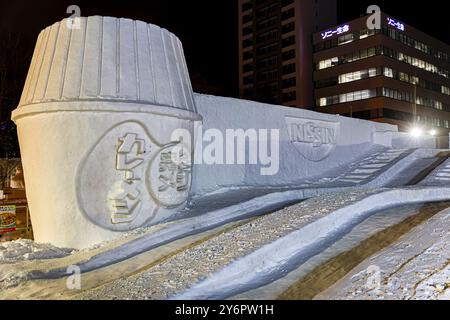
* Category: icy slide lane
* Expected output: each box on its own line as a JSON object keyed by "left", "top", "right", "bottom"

{"left": 235, "top": 201, "right": 450, "bottom": 299}
{"left": 316, "top": 204, "right": 450, "bottom": 300}
{"left": 173, "top": 187, "right": 450, "bottom": 300}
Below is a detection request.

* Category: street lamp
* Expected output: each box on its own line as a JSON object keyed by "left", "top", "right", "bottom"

{"left": 410, "top": 127, "right": 423, "bottom": 137}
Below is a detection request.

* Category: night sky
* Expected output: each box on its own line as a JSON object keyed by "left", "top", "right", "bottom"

{"left": 0, "top": 0, "right": 449, "bottom": 122}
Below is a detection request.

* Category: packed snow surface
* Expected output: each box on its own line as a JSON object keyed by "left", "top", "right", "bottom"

{"left": 318, "top": 206, "right": 450, "bottom": 300}
{"left": 0, "top": 240, "right": 73, "bottom": 262}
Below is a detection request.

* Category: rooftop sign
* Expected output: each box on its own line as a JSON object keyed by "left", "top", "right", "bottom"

{"left": 321, "top": 24, "right": 350, "bottom": 40}
{"left": 387, "top": 17, "right": 405, "bottom": 31}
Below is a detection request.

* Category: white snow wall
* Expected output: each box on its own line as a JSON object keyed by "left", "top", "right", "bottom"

{"left": 191, "top": 94, "right": 404, "bottom": 194}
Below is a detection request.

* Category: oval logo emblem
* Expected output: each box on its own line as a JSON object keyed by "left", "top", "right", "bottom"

{"left": 77, "top": 121, "right": 192, "bottom": 231}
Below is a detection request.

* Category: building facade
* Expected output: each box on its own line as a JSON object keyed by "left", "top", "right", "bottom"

{"left": 313, "top": 12, "right": 450, "bottom": 136}
{"left": 238, "top": 0, "right": 337, "bottom": 108}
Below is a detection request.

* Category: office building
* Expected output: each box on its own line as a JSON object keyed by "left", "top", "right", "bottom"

{"left": 313, "top": 12, "right": 450, "bottom": 135}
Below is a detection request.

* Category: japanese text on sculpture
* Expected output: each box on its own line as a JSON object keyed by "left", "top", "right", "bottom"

{"left": 110, "top": 133, "right": 147, "bottom": 224}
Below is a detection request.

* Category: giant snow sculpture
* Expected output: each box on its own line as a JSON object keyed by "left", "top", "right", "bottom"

{"left": 12, "top": 17, "right": 200, "bottom": 248}
{"left": 12, "top": 16, "right": 437, "bottom": 249}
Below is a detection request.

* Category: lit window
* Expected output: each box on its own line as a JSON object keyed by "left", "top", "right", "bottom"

{"left": 318, "top": 57, "right": 338, "bottom": 70}
{"left": 338, "top": 34, "right": 354, "bottom": 45}
{"left": 442, "top": 86, "right": 450, "bottom": 95}
{"left": 369, "top": 68, "right": 377, "bottom": 77}
{"left": 384, "top": 67, "right": 393, "bottom": 78}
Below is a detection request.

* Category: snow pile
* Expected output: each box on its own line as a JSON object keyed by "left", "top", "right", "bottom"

{"left": 0, "top": 239, "right": 73, "bottom": 262}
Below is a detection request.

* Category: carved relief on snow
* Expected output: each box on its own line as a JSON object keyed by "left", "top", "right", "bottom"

{"left": 77, "top": 121, "right": 192, "bottom": 231}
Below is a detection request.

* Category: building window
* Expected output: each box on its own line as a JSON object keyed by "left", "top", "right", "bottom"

{"left": 257, "top": 42, "right": 278, "bottom": 55}
{"left": 340, "top": 89, "right": 374, "bottom": 103}
{"left": 242, "top": 14, "right": 253, "bottom": 24}
{"left": 267, "top": 82, "right": 279, "bottom": 91}
{"left": 416, "top": 96, "right": 445, "bottom": 111}
{"left": 315, "top": 77, "right": 338, "bottom": 88}
{"left": 256, "top": 30, "right": 279, "bottom": 44}
{"left": 258, "top": 69, "right": 278, "bottom": 82}
{"left": 315, "top": 28, "right": 379, "bottom": 53}
{"left": 283, "top": 91, "right": 296, "bottom": 102}
{"left": 282, "top": 49, "right": 295, "bottom": 61}
{"left": 411, "top": 114, "right": 447, "bottom": 128}
{"left": 282, "top": 63, "right": 296, "bottom": 75}
{"left": 242, "top": 1, "right": 253, "bottom": 12}
{"left": 338, "top": 33, "right": 354, "bottom": 46}
{"left": 283, "top": 77, "right": 296, "bottom": 88}
{"left": 243, "top": 63, "right": 253, "bottom": 73}
{"left": 316, "top": 46, "right": 379, "bottom": 70}
{"left": 282, "top": 22, "right": 295, "bottom": 34}
{"left": 256, "top": 3, "right": 279, "bottom": 18}
{"left": 318, "top": 89, "right": 376, "bottom": 106}
{"left": 383, "top": 27, "right": 432, "bottom": 56}
{"left": 282, "top": 36, "right": 295, "bottom": 48}
{"left": 318, "top": 57, "right": 338, "bottom": 70}
{"left": 442, "top": 86, "right": 450, "bottom": 96}
{"left": 338, "top": 68, "right": 379, "bottom": 84}
{"left": 384, "top": 48, "right": 449, "bottom": 79}
{"left": 281, "top": 0, "right": 294, "bottom": 6}
{"left": 243, "top": 39, "right": 254, "bottom": 48}
{"left": 359, "top": 28, "right": 377, "bottom": 39}
{"left": 242, "top": 26, "right": 253, "bottom": 36}
{"left": 243, "top": 76, "right": 254, "bottom": 85}
{"left": 382, "top": 88, "right": 412, "bottom": 102}
{"left": 314, "top": 45, "right": 450, "bottom": 80}
{"left": 257, "top": 56, "right": 278, "bottom": 68}
{"left": 257, "top": 16, "right": 278, "bottom": 30}
{"left": 281, "top": 8, "right": 295, "bottom": 20}
{"left": 243, "top": 50, "right": 253, "bottom": 61}
{"left": 384, "top": 67, "right": 394, "bottom": 78}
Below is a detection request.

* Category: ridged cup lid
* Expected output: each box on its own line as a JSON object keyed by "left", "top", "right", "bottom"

{"left": 18, "top": 16, "right": 196, "bottom": 113}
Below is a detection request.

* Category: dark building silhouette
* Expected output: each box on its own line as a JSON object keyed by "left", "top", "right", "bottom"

{"left": 238, "top": 0, "right": 337, "bottom": 108}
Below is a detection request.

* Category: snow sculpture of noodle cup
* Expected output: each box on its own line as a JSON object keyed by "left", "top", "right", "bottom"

{"left": 11, "top": 17, "right": 201, "bottom": 249}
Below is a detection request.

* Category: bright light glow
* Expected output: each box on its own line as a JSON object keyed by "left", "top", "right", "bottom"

{"left": 410, "top": 127, "right": 423, "bottom": 137}
{"left": 429, "top": 129, "right": 437, "bottom": 136}
{"left": 387, "top": 17, "right": 405, "bottom": 31}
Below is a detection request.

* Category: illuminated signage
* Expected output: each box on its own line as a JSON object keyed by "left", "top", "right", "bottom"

{"left": 321, "top": 24, "right": 350, "bottom": 40}
{"left": 387, "top": 17, "right": 405, "bottom": 31}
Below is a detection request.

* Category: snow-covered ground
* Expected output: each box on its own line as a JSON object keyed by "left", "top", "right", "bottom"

{"left": 1, "top": 186, "right": 449, "bottom": 300}
{"left": 233, "top": 202, "right": 449, "bottom": 300}
{"left": 318, "top": 206, "right": 450, "bottom": 300}
{"left": 0, "top": 240, "right": 73, "bottom": 262}
{"left": 1, "top": 147, "right": 449, "bottom": 300}
{"left": 0, "top": 188, "right": 380, "bottom": 299}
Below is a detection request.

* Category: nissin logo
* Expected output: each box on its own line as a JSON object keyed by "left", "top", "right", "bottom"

{"left": 286, "top": 117, "right": 340, "bottom": 162}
